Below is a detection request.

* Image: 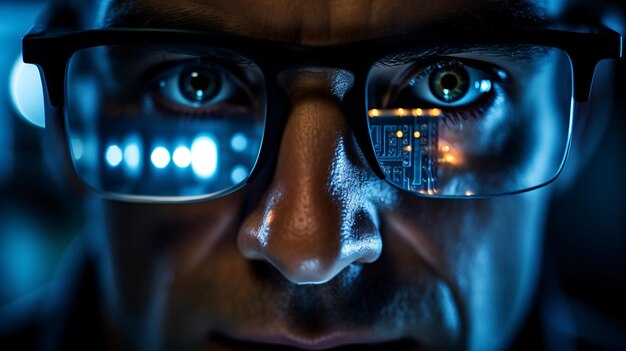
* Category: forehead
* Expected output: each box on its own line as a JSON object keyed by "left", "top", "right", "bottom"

{"left": 100, "top": 0, "right": 552, "bottom": 44}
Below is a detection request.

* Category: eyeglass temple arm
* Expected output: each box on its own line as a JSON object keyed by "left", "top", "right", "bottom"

{"left": 568, "top": 29, "right": 622, "bottom": 102}
{"left": 23, "top": 25, "right": 72, "bottom": 108}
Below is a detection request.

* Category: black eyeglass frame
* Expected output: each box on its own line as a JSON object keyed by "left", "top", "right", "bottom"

{"left": 22, "top": 25, "right": 622, "bottom": 201}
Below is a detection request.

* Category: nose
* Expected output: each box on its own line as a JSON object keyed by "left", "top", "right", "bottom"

{"left": 237, "top": 70, "right": 383, "bottom": 285}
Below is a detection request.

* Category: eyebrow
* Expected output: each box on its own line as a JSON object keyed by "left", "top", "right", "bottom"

{"left": 378, "top": 43, "right": 550, "bottom": 67}
{"left": 103, "top": 0, "right": 549, "bottom": 41}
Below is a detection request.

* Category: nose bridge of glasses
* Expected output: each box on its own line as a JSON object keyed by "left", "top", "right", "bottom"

{"left": 276, "top": 68, "right": 355, "bottom": 101}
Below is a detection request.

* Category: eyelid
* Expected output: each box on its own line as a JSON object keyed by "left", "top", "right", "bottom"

{"left": 382, "top": 57, "right": 508, "bottom": 108}
{"left": 139, "top": 57, "right": 250, "bottom": 90}
{"left": 155, "top": 45, "right": 255, "bottom": 65}
{"left": 139, "top": 58, "right": 261, "bottom": 116}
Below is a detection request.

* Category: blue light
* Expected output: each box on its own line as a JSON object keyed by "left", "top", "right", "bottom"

{"left": 173, "top": 146, "right": 192, "bottom": 168}
{"left": 71, "top": 138, "right": 84, "bottom": 160}
{"left": 230, "top": 133, "right": 248, "bottom": 152}
{"left": 480, "top": 80, "right": 492, "bottom": 93}
{"left": 124, "top": 142, "right": 141, "bottom": 168}
{"left": 105, "top": 145, "right": 123, "bottom": 167}
{"left": 231, "top": 165, "right": 248, "bottom": 184}
{"left": 9, "top": 55, "right": 45, "bottom": 128}
{"left": 191, "top": 136, "right": 218, "bottom": 178}
{"left": 0, "top": 213, "right": 50, "bottom": 300}
{"left": 151, "top": 147, "right": 170, "bottom": 169}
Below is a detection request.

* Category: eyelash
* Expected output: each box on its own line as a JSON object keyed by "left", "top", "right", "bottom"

{"left": 389, "top": 58, "right": 507, "bottom": 125}
{"left": 148, "top": 95, "right": 252, "bottom": 121}
{"left": 141, "top": 59, "right": 256, "bottom": 120}
{"left": 409, "top": 59, "right": 465, "bottom": 81}
{"left": 438, "top": 91, "right": 498, "bottom": 126}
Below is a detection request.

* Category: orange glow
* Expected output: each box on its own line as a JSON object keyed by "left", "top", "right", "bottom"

{"left": 465, "top": 190, "right": 474, "bottom": 196}
{"left": 441, "top": 150, "right": 462, "bottom": 166}
{"left": 438, "top": 140, "right": 462, "bottom": 166}
{"left": 367, "top": 107, "right": 444, "bottom": 118}
{"left": 367, "top": 107, "right": 443, "bottom": 118}
{"left": 429, "top": 108, "right": 442, "bottom": 117}
{"left": 265, "top": 210, "right": 275, "bottom": 225}
{"left": 404, "top": 145, "right": 412, "bottom": 152}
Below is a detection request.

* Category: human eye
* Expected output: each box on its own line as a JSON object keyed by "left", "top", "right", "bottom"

{"left": 367, "top": 46, "right": 573, "bottom": 196}
{"left": 368, "top": 55, "right": 516, "bottom": 157}
{"left": 408, "top": 60, "right": 495, "bottom": 106}
{"left": 147, "top": 60, "right": 257, "bottom": 119}
{"left": 375, "top": 58, "right": 507, "bottom": 124}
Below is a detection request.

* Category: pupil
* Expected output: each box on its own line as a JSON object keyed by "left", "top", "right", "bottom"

{"left": 179, "top": 66, "right": 221, "bottom": 103}
{"left": 190, "top": 74, "right": 210, "bottom": 92}
{"left": 428, "top": 65, "right": 470, "bottom": 103}
{"left": 440, "top": 74, "right": 459, "bottom": 91}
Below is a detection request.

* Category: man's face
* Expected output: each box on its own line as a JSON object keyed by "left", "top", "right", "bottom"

{"left": 81, "top": 0, "right": 560, "bottom": 350}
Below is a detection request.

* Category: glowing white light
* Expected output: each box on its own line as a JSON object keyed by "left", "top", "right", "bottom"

{"left": 124, "top": 143, "right": 141, "bottom": 168}
{"left": 173, "top": 146, "right": 192, "bottom": 168}
{"left": 151, "top": 147, "right": 170, "bottom": 169}
{"left": 480, "top": 80, "right": 492, "bottom": 93}
{"left": 231, "top": 165, "right": 248, "bottom": 184}
{"left": 71, "top": 138, "right": 84, "bottom": 160}
{"left": 10, "top": 55, "right": 45, "bottom": 128}
{"left": 230, "top": 133, "right": 248, "bottom": 152}
{"left": 105, "top": 145, "right": 123, "bottom": 167}
{"left": 191, "top": 136, "right": 218, "bottom": 178}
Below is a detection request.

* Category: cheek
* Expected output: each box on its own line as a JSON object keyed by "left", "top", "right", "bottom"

{"left": 96, "top": 193, "right": 246, "bottom": 342}
{"left": 387, "top": 190, "right": 548, "bottom": 351}
{"left": 450, "top": 193, "right": 547, "bottom": 351}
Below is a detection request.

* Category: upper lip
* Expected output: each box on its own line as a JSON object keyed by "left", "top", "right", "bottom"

{"left": 214, "top": 330, "right": 417, "bottom": 350}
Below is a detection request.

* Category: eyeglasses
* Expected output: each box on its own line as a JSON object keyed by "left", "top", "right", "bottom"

{"left": 23, "top": 25, "right": 622, "bottom": 202}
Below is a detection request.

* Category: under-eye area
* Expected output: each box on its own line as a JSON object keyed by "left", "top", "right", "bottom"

{"left": 64, "top": 45, "right": 267, "bottom": 198}
{"left": 366, "top": 45, "right": 572, "bottom": 197}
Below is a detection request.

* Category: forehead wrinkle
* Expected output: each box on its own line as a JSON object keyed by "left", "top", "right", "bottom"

{"left": 103, "top": 0, "right": 548, "bottom": 45}
{"left": 105, "top": 0, "right": 304, "bottom": 41}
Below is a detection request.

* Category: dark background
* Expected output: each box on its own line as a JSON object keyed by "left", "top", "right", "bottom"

{"left": 0, "top": 0, "right": 624, "bottom": 348}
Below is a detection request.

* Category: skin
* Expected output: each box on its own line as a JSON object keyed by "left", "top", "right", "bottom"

{"left": 49, "top": 0, "right": 596, "bottom": 350}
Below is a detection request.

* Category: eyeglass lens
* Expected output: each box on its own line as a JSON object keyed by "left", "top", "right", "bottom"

{"left": 66, "top": 45, "right": 266, "bottom": 199}
{"left": 366, "top": 45, "right": 572, "bottom": 196}
{"left": 65, "top": 43, "right": 572, "bottom": 199}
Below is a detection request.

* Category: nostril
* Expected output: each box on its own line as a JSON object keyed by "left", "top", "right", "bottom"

{"left": 237, "top": 210, "right": 271, "bottom": 260}
{"left": 351, "top": 209, "right": 378, "bottom": 238}
{"left": 234, "top": 86, "right": 384, "bottom": 285}
{"left": 342, "top": 209, "right": 382, "bottom": 264}
{"left": 238, "top": 199, "right": 383, "bottom": 284}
